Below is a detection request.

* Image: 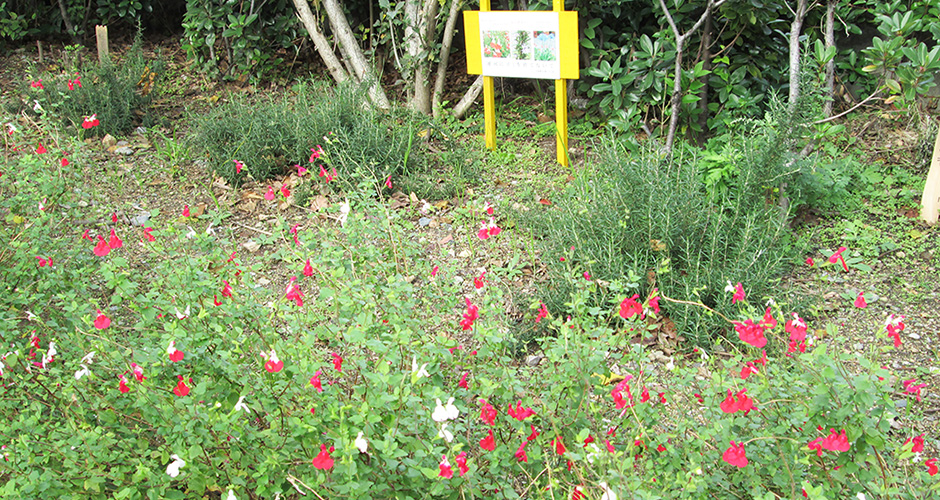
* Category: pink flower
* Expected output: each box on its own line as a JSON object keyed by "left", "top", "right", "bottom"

{"left": 82, "top": 114, "right": 99, "bottom": 129}
{"left": 515, "top": 441, "right": 528, "bottom": 462}
{"left": 167, "top": 341, "right": 184, "bottom": 362}
{"left": 474, "top": 272, "right": 486, "bottom": 289}
{"left": 264, "top": 186, "right": 275, "bottom": 201}
{"left": 312, "top": 444, "right": 334, "bottom": 470}
{"left": 480, "top": 399, "right": 497, "bottom": 425}
{"left": 828, "top": 246, "right": 850, "bottom": 272}
{"left": 552, "top": 437, "right": 566, "bottom": 455}
{"left": 903, "top": 379, "right": 927, "bottom": 402}
{"left": 619, "top": 294, "right": 643, "bottom": 320}
{"left": 806, "top": 257, "right": 815, "bottom": 267}
{"left": 61, "top": 157, "right": 69, "bottom": 166}
{"left": 30, "top": 79, "right": 44, "bottom": 89}
{"left": 583, "top": 271, "right": 591, "bottom": 281}
{"left": 731, "top": 282, "right": 745, "bottom": 304}
{"left": 36, "top": 143, "right": 46, "bottom": 154}
{"left": 535, "top": 303, "right": 548, "bottom": 323}
{"left": 438, "top": 454, "right": 453, "bottom": 478}
{"left": 480, "top": 429, "right": 496, "bottom": 451}
{"left": 785, "top": 313, "right": 808, "bottom": 342}
{"left": 385, "top": 175, "right": 393, "bottom": 189}
{"left": 854, "top": 292, "right": 867, "bottom": 308}
{"left": 719, "top": 388, "right": 754, "bottom": 415}
{"left": 458, "top": 371, "right": 469, "bottom": 389}
{"left": 477, "top": 218, "right": 501, "bottom": 239}
{"left": 285, "top": 277, "right": 304, "bottom": 306}
{"left": 118, "top": 374, "right": 130, "bottom": 393}
{"left": 331, "top": 352, "right": 343, "bottom": 372}
{"left": 648, "top": 290, "right": 661, "bottom": 314}
{"left": 431, "top": 265, "right": 439, "bottom": 277}
{"left": 36, "top": 256, "right": 51, "bottom": 267}
{"left": 310, "top": 370, "right": 324, "bottom": 393}
{"left": 143, "top": 227, "right": 155, "bottom": 242}
{"left": 173, "top": 375, "right": 190, "bottom": 397}
{"left": 455, "top": 451, "right": 469, "bottom": 476}
{"left": 303, "top": 259, "right": 314, "bottom": 277}
{"left": 280, "top": 184, "right": 291, "bottom": 198}
{"left": 740, "top": 362, "right": 759, "bottom": 380}
{"left": 723, "top": 440, "right": 748, "bottom": 467}
{"left": 67, "top": 74, "right": 81, "bottom": 90}
{"left": 94, "top": 310, "right": 111, "bottom": 330}
{"left": 262, "top": 349, "right": 283, "bottom": 373}
{"left": 485, "top": 202, "right": 494, "bottom": 216}
{"left": 760, "top": 307, "right": 777, "bottom": 330}
{"left": 809, "top": 429, "right": 851, "bottom": 455}
{"left": 93, "top": 235, "right": 111, "bottom": 257}
{"left": 108, "top": 228, "right": 122, "bottom": 249}
{"left": 611, "top": 376, "right": 634, "bottom": 409}
{"left": 905, "top": 433, "right": 925, "bottom": 453}
{"left": 309, "top": 145, "right": 324, "bottom": 162}
{"left": 886, "top": 314, "right": 905, "bottom": 348}
{"left": 130, "top": 362, "right": 145, "bottom": 382}
{"left": 221, "top": 280, "right": 233, "bottom": 298}
{"left": 289, "top": 224, "right": 301, "bottom": 246}
{"left": 318, "top": 164, "right": 337, "bottom": 183}
{"left": 213, "top": 295, "right": 222, "bottom": 306}
{"left": 926, "top": 458, "right": 938, "bottom": 476}
{"left": 604, "top": 439, "right": 615, "bottom": 453}
{"left": 233, "top": 160, "right": 243, "bottom": 174}
{"left": 527, "top": 425, "right": 540, "bottom": 442}
{"left": 507, "top": 400, "right": 535, "bottom": 421}
{"left": 182, "top": 205, "right": 190, "bottom": 217}
{"left": 460, "top": 298, "right": 479, "bottom": 330}
{"left": 733, "top": 318, "right": 767, "bottom": 348}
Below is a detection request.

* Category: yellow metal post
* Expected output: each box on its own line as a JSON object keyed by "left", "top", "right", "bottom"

{"left": 553, "top": 0, "right": 568, "bottom": 167}
{"left": 481, "top": 0, "right": 496, "bottom": 150}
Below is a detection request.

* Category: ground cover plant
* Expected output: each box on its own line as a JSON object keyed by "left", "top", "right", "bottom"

{"left": 1, "top": 38, "right": 939, "bottom": 500}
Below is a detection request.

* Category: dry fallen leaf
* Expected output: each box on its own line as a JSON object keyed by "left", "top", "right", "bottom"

{"left": 310, "top": 195, "right": 329, "bottom": 211}
{"left": 242, "top": 240, "right": 261, "bottom": 252}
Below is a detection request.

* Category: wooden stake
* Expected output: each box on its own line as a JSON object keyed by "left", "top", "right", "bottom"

{"left": 96, "top": 25, "right": 109, "bottom": 64}
{"left": 921, "top": 122, "right": 940, "bottom": 225}
{"left": 37, "top": 41, "right": 43, "bottom": 63}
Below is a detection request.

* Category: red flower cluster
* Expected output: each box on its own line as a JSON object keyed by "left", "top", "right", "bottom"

{"left": 719, "top": 388, "right": 754, "bottom": 415}
{"left": 807, "top": 428, "right": 850, "bottom": 456}
{"left": 459, "top": 298, "right": 478, "bottom": 330}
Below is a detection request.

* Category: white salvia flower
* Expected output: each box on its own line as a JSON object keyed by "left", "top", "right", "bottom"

{"left": 174, "top": 306, "right": 190, "bottom": 320}
{"left": 80, "top": 351, "right": 96, "bottom": 364}
{"left": 42, "top": 342, "right": 57, "bottom": 368}
{"left": 26, "top": 310, "right": 38, "bottom": 321}
{"left": 33, "top": 100, "right": 44, "bottom": 113}
{"left": 694, "top": 467, "right": 703, "bottom": 475}
{"left": 233, "top": 396, "right": 249, "bottom": 413}
{"left": 411, "top": 356, "right": 429, "bottom": 379}
{"left": 438, "top": 423, "right": 454, "bottom": 443}
{"left": 226, "top": 489, "right": 237, "bottom": 500}
{"left": 338, "top": 199, "right": 351, "bottom": 227}
{"left": 354, "top": 431, "right": 368, "bottom": 453}
{"left": 584, "top": 442, "right": 600, "bottom": 464}
{"left": 765, "top": 298, "right": 776, "bottom": 307}
{"left": 856, "top": 493, "right": 867, "bottom": 500}
{"left": 432, "top": 397, "right": 459, "bottom": 422}
{"left": 167, "top": 341, "right": 177, "bottom": 355}
{"left": 166, "top": 454, "right": 185, "bottom": 477}
{"left": 724, "top": 281, "right": 735, "bottom": 293}
{"left": 598, "top": 482, "right": 618, "bottom": 500}
{"left": 74, "top": 365, "right": 91, "bottom": 380}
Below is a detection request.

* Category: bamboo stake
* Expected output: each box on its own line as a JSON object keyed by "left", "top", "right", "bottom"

{"left": 921, "top": 122, "right": 940, "bottom": 225}
{"left": 96, "top": 25, "right": 109, "bottom": 64}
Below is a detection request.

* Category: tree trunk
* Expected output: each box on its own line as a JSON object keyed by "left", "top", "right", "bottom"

{"left": 921, "top": 122, "right": 940, "bottom": 224}
{"left": 454, "top": 75, "right": 485, "bottom": 119}
{"left": 696, "top": 9, "right": 713, "bottom": 144}
{"left": 788, "top": 0, "right": 808, "bottom": 114}
{"left": 658, "top": 0, "right": 721, "bottom": 157}
{"left": 823, "top": 0, "right": 836, "bottom": 117}
{"left": 433, "top": 0, "right": 464, "bottom": 118}
{"left": 404, "top": 0, "right": 440, "bottom": 114}
{"left": 321, "top": 0, "right": 391, "bottom": 109}
{"left": 292, "top": 0, "right": 349, "bottom": 84}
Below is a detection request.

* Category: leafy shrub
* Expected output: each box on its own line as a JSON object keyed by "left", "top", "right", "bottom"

{"left": 527, "top": 96, "right": 826, "bottom": 343}
{"left": 30, "top": 40, "right": 164, "bottom": 137}
{"left": 188, "top": 80, "right": 479, "bottom": 198}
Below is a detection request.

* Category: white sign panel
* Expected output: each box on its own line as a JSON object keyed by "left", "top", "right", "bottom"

{"left": 478, "top": 12, "right": 561, "bottom": 80}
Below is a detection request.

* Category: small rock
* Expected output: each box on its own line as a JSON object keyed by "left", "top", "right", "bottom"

{"left": 113, "top": 146, "right": 134, "bottom": 155}
{"left": 418, "top": 217, "right": 432, "bottom": 227}
{"left": 908, "top": 333, "right": 921, "bottom": 340}
{"left": 102, "top": 134, "right": 117, "bottom": 147}
{"left": 525, "top": 355, "right": 543, "bottom": 366}
{"left": 457, "top": 249, "right": 471, "bottom": 258}
{"left": 256, "top": 277, "right": 270, "bottom": 286}
{"left": 242, "top": 240, "right": 261, "bottom": 252}
{"left": 853, "top": 343, "right": 864, "bottom": 351}
{"left": 77, "top": 200, "right": 89, "bottom": 207}
{"left": 135, "top": 126, "right": 147, "bottom": 135}
{"left": 130, "top": 212, "right": 151, "bottom": 226}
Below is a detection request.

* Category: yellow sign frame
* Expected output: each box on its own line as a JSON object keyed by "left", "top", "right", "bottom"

{"left": 463, "top": 1, "right": 579, "bottom": 166}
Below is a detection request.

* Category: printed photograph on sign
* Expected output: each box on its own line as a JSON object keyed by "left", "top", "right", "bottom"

{"left": 478, "top": 12, "right": 561, "bottom": 79}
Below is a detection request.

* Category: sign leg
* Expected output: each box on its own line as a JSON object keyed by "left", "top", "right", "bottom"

{"left": 484, "top": 76, "right": 496, "bottom": 151}
{"left": 555, "top": 79, "right": 568, "bottom": 166}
